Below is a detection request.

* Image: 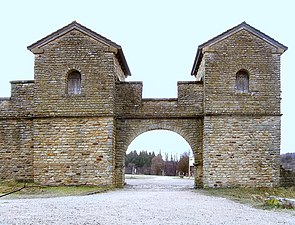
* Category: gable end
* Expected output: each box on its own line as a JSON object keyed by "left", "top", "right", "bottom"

{"left": 27, "top": 21, "right": 131, "bottom": 77}
{"left": 191, "top": 22, "right": 288, "bottom": 76}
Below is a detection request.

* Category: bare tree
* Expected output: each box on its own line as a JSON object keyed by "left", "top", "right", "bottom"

{"left": 177, "top": 152, "right": 189, "bottom": 176}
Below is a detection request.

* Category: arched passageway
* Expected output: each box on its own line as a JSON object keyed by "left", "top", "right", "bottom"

{"left": 125, "top": 130, "right": 194, "bottom": 188}
{"left": 114, "top": 118, "right": 204, "bottom": 188}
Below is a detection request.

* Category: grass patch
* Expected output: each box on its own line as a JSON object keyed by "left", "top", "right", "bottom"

{"left": 0, "top": 180, "right": 112, "bottom": 199}
{"left": 199, "top": 186, "right": 295, "bottom": 209}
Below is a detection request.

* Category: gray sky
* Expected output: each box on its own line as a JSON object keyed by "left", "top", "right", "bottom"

{"left": 0, "top": 0, "right": 294, "bottom": 154}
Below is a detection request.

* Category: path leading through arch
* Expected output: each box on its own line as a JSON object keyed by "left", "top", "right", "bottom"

{"left": 125, "top": 174, "right": 194, "bottom": 190}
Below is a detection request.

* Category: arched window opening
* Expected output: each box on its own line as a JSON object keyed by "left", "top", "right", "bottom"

{"left": 236, "top": 70, "right": 249, "bottom": 93}
{"left": 67, "top": 70, "right": 81, "bottom": 95}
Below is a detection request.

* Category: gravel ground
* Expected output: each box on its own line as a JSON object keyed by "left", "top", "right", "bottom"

{"left": 0, "top": 175, "right": 294, "bottom": 225}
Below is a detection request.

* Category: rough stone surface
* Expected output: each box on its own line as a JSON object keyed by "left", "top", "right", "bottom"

{"left": 198, "top": 29, "right": 284, "bottom": 187}
{"left": 0, "top": 22, "right": 288, "bottom": 188}
{"left": 203, "top": 115, "right": 281, "bottom": 187}
{"left": 280, "top": 166, "right": 295, "bottom": 187}
{"left": 32, "top": 117, "right": 114, "bottom": 186}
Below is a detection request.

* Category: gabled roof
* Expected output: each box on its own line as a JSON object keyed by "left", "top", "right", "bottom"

{"left": 27, "top": 21, "right": 131, "bottom": 77}
{"left": 191, "top": 22, "right": 288, "bottom": 76}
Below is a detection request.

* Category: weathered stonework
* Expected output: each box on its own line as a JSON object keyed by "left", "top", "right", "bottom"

{"left": 33, "top": 117, "right": 115, "bottom": 186}
{"left": 203, "top": 115, "right": 281, "bottom": 187}
{"left": 280, "top": 167, "right": 295, "bottom": 187}
{"left": 0, "top": 21, "right": 287, "bottom": 188}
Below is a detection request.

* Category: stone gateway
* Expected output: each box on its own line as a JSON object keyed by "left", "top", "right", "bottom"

{"left": 0, "top": 21, "right": 287, "bottom": 188}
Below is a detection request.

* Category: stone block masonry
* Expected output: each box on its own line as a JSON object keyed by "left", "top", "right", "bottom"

{"left": 203, "top": 115, "right": 281, "bottom": 187}
{"left": 0, "top": 21, "right": 288, "bottom": 188}
{"left": 0, "top": 119, "right": 33, "bottom": 181}
{"left": 33, "top": 117, "right": 114, "bottom": 186}
{"left": 280, "top": 166, "right": 295, "bottom": 187}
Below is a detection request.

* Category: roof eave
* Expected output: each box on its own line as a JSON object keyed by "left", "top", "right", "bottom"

{"left": 191, "top": 48, "right": 202, "bottom": 76}
{"left": 117, "top": 49, "right": 131, "bottom": 77}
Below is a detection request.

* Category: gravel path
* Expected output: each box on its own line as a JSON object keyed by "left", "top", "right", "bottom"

{"left": 0, "top": 175, "right": 294, "bottom": 225}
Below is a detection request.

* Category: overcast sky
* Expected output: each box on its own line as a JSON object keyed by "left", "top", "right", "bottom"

{"left": 0, "top": 0, "right": 294, "bottom": 154}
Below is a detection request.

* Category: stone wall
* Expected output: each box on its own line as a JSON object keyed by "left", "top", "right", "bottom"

{"left": 0, "top": 81, "right": 35, "bottom": 181}
{"left": 115, "top": 81, "right": 143, "bottom": 117}
{"left": 203, "top": 115, "right": 281, "bottom": 187}
{"left": 115, "top": 81, "right": 203, "bottom": 118}
{"left": 0, "top": 81, "right": 34, "bottom": 118}
{"left": 33, "top": 117, "right": 114, "bottom": 186}
{"left": 0, "top": 119, "right": 33, "bottom": 181}
{"left": 280, "top": 166, "right": 295, "bottom": 187}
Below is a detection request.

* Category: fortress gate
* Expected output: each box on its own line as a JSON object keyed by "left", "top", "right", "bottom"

{"left": 0, "top": 22, "right": 287, "bottom": 188}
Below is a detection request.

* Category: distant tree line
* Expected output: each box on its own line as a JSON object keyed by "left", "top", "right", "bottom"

{"left": 125, "top": 150, "right": 190, "bottom": 176}
{"left": 125, "top": 151, "right": 295, "bottom": 175}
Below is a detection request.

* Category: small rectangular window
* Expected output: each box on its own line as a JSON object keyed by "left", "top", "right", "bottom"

{"left": 236, "top": 70, "right": 249, "bottom": 93}
{"left": 67, "top": 71, "right": 81, "bottom": 95}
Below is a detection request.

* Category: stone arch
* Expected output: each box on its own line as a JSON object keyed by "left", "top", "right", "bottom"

{"left": 126, "top": 122, "right": 195, "bottom": 151}
{"left": 61, "top": 65, "right": 85, "bottom": 96}
{"left": 114, "top": 118, "right": 203, "bottom": 188}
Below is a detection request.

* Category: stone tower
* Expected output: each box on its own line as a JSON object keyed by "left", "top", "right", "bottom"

{"left": 191, "top": 22, "right": 287, "bottom": 187}
{"left": 28, "top": 22, "right": 131, "bottom": 186}
{"left": 0, "top": 21, "right": 131, "bottom": 186}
